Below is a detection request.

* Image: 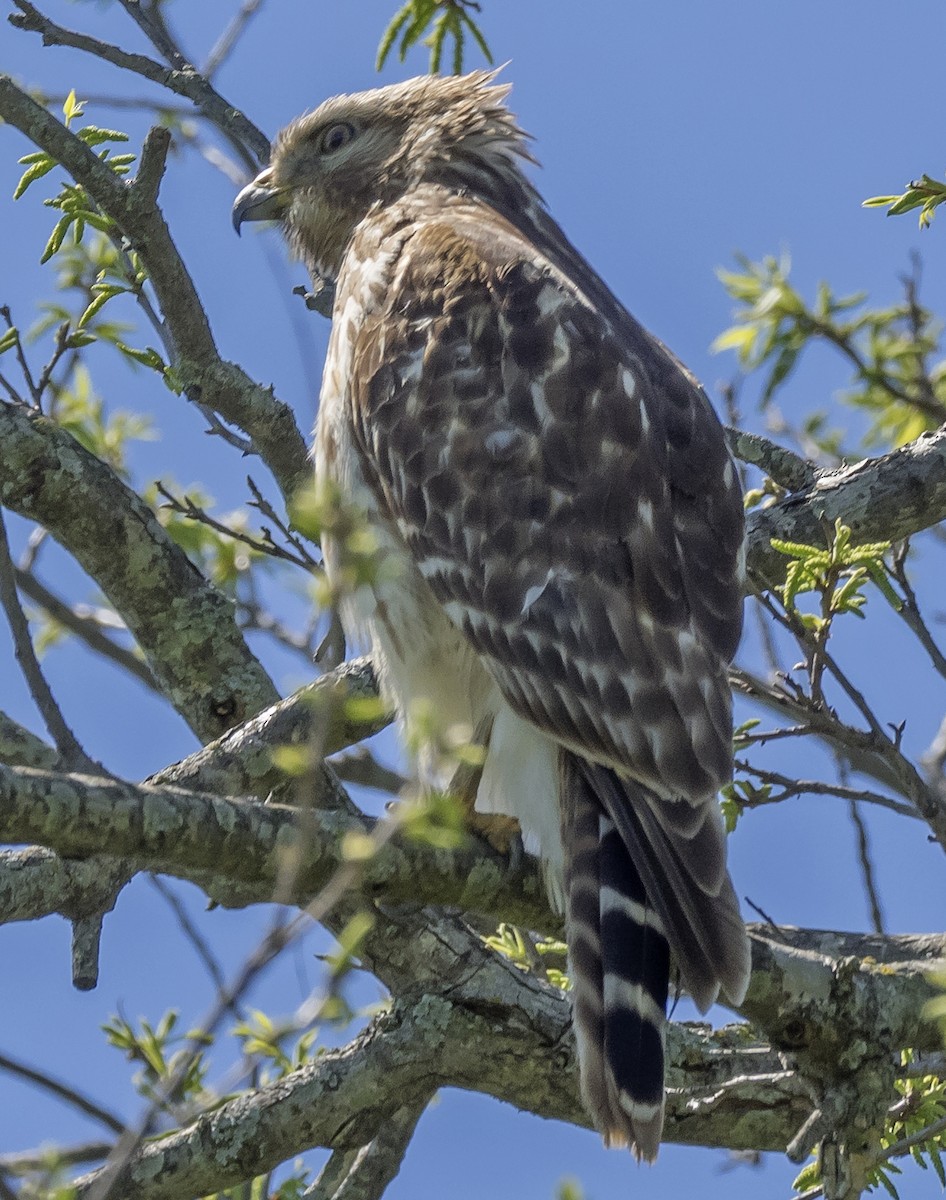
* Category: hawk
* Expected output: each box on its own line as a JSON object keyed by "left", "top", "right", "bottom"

{"left": 233, "top": 71, "right": 750, "bottom": 1160}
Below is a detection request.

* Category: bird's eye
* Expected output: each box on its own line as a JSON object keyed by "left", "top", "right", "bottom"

{"left": 318, "top": 122, "right": 357, "bottom": 155}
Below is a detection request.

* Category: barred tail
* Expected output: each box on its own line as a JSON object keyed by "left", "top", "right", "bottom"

{"left": 561, "top": 751, "right": 669, "bottom": 1162}
{"left": 560, "top": 750, "right": 750, "bottom": 1161}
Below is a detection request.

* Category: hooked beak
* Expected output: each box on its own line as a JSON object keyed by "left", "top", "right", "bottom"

{"left": 232, "top": 167, "right": 290, "bottom": 235}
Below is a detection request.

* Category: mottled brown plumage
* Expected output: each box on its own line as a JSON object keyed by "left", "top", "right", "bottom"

{"left": 234, "top": 71, "right": 750, "bottom": 1161}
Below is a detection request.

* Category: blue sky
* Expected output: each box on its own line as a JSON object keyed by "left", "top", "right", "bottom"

{"left": 3, "top": 2, "right": 946, "bottom": 1197}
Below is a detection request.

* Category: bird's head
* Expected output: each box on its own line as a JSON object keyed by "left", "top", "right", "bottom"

{"left": 232, "top": 70, "right": 534, "bottom": 280}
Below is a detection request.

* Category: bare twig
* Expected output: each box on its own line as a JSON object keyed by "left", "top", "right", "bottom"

{"left": 148, "top": 875, "right": 241, "bottom": 1018}
{"left": 330, "top": 747, "right": 409, "bottom": 796}
{"left": 0, "top": 305, "right": 39, "bottom": 404}
{"left": 155, "top": 481, "right": 314, "bottom": 570}
{"left": 14, "top": 565, "right": 158, "bottom": 691}
{"left": 848, "top": 798, "right": 885, "bottom": 935}
{"left": 888, "top": 540, "right": 946, "bottom": 683}
{"left": 0, "top": 1049, "right": 125, "bottom": 1134}
{"left": 203, "top": 0, "right": 265, "bottom": 80}
{"left": 0, "top": 507, "right": 94, "bottom": 770}
{"left": 0, "top": 1141, "right": 113, "bottom": 1177}
{"left": 732, "top": 759, "right": 918, "bottom": 822}
{"left": 9, "top": 0, "right": 268, "bottom": 168}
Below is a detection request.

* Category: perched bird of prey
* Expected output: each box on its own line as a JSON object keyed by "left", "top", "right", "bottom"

{"left": 233, "top": 71, "right": 750, "bottom": 1160}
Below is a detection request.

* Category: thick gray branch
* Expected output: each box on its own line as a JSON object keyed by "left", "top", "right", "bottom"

{"left": 0, "top": 762, "right": 551, "bottom": 929}
{"left": 0, "top": 401, "right": 278, "bottom": 741}
{"left": 150, "top": 657, "right": 390, "bottom": 794}
{"left": 69, "top": 993, "right": 806, "bottom": 1200}
{"left": 0, "top": 710, "right": 56, "bottom": 769}
{"left": 746, "top": 425, "right": 946, "bottom": 584}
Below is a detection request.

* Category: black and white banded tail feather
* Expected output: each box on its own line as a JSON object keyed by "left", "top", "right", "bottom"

{"left": 560, "top": 751, "right": 751, "bottom": 1161}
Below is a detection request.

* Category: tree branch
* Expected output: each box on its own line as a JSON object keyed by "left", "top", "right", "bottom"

{"left": 303, "top": 1099, "right": 428, "bottom": 1200}
{"left": 14, "top": 565, "right": 158, "bottom": 692}
{"left": 0, "top": 507, "right": 93, "bottom": 769}
{"left": 8, "top": 0, "right": 269, "bottom": 166}
{"left": 0, "top": 74, "right": 311, "bottom": 507}
{"left": 0, "top": 1050, "right": 125, "bottom": 1135}
{"left": 0, "top": 761, "right": 552, "bottom": 930}
{"left": 0, "top": 401, "right": 279, "bottom": 742}
{"left": 69, "top": 995, "right": 808, "bottom": 1200}
{"left": 0, "top": 710, "right": 56, "bottom": 769}
{"left": 746, "top": 424, "right": 946, "bottom": 584}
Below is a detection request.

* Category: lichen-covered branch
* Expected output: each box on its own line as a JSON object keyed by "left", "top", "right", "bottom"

{"left": 66, "top": 914, "right": 945, "bottom": 1200}
{"left": 304, "top": 1100, "right": 430, "bottom": 1200}
{"left": 746, "top": 425, "right": 946, "bottom": 584}
{"left": 0, "top": 761, "right": 551, "bottom": 929}
{"left": 66, "top": 991, "right": 805, "bottom": 1200}
{"left": 149, "top": 657, "right": 390, "bottom": 794}
{"left": 0, "top": 710, "right": 56, "bottom": 769}
{"left": 0, "top": 401, "right": 278, "bottom": 741}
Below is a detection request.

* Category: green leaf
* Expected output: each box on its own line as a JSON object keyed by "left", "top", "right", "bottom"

{"left": 40, "top": 214, "right": 74, "bottom": 264}
{"left": 376, "top": 0, "right": 413, "bottom": 69}
{"left": 13, "top": 156, "right": 56, "bottom": 200}
{"left": 460, "top": 7, "right": 493, "bottom": 63}
{"left": 77, "top": 291, "right": 114, "bottom": 328}
{"left": 862, "top": 194, "right": 904, "bottom": 209}
{"left": 0, "top": 327, "right": 19, "bottom": 356}
{"left": 62, "top": 88, "right": 84, "bottom": 126}
{"left": 66, "top": 330, "right": 97, "bottom": 349}
{"left": 115, "top": 342, "right": 166, "bottom": 371}
{"left": 77, "top": 125, "right": 130, "bottom": 147}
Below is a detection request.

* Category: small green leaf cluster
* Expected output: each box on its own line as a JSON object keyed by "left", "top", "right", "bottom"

{"left": 14, "top": 91, "right": 135, "bottom": 263}
{"left": 232, "top": 1009, "right": 319, "bottom": 1079}
{"left": 56, "top": 364, "right": 154, "bottom": 476}
{"left": 719, "top": 777, "right": 772, "bottom": 833}
{"left": 102, "top": 1010, "right": 211, "bottom": 1113}
{"left": 714, "top": 255, "right": 946, "bottom": 451}
{"left": 292, "top": 479, "right": 386, "bottom": 609}
{"left": 864, "top": 175, "right": 946, "bottom": 230}
{"left": 98, "top": 1008, "right": 317, "bottom": 1198}
{"left": 377, "top": 0, "right": 492, "bottom": 74}
{"left": 772, "top": 519, "right": 895, "bottom": 634}
{"left": 484, "top": 923, "right": 570, "bottom": 990}
{"left": 11, "top": 92, "right": 176, "bottom": 392}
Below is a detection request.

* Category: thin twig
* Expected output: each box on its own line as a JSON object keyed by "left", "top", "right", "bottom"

{"left": 889, "top": 540, "right": 946, "bottom": 683}
{"left": 732, "top": 759, "right": 918, "bottom": 822}
{"left": 848, "top": 799, "right": 885, "bottom": 934}
{"left": 247, "top": 476, "right": 320, "bottom": 570}
{"left": 14, "top": 565, "right": 158, "bottom": 691}
{"left": 0, "top": 1141, "right": 113, "bottom": 1177}
{"left": 203, "top": 0, "right": 265, "bottom": 80}
{"left": 0, "top": 1050, "right": 125, "bottom": 1134}
{"left": 881, "top": 1113, "right": 946, "bottom": 1166}
{"left": 0, "top": 508, "right": 94, "bottom": 770}
{"left": 0, "top": 305, "right": 39, "bottom": 405}
{"left": 10, "top": 0, "right": 268, "bottom": 168}
{"left": 155, "top": 481, "right": 313, "bottom": 570}
{"left": 148, "top": 874, "right": 242, "bottom": 1019}
{"left": 331, "top": 747, "right": 409, "bottom": 795}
